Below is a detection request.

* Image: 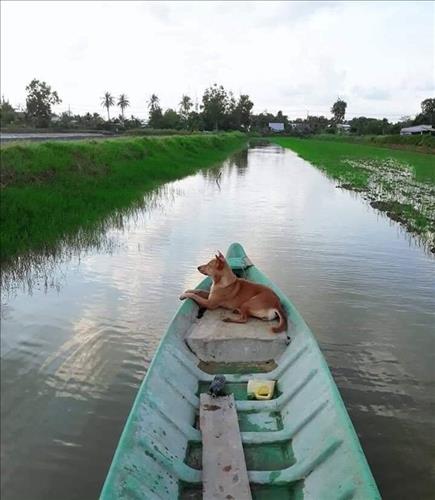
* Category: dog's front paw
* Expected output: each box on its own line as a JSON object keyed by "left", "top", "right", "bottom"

{"left": 179, "top": 293, "right": 188, "bottom": 300}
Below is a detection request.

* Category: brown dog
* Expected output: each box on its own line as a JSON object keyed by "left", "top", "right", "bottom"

{"left": 180, "top": 252, "right": 287, "bottom": 333}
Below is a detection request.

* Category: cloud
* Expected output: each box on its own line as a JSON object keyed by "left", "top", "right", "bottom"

{"left": 66, "top": 38, "right": 88, "bottom": 62}
{"left": 253, "top": 1, "right": 341, "bottom": 27}
{"left": 352, "top": 86, "right": 391, "bottom": 101}
{"left": 145, "top": 2, "right": 173, "bottom": 23}
{"left": 1, "top": 1, "right": 433, "bottom": 119}
{"left": 411, "top": 80, "right": 435, "bottom": 93}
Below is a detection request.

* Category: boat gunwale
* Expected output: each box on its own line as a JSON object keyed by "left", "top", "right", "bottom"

{"left": 100, "top": 242, "right": 381, "bottom": 499}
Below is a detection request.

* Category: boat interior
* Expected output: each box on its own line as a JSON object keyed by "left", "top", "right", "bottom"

{"left": 100, "top": 244, "right": 379, "bottom": 500}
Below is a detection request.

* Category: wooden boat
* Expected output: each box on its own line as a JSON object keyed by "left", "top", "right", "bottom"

{"left": 100, "top": 243, "right": 380, "bottom": 499}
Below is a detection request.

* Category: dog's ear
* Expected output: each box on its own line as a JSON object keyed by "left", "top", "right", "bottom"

{"left": 215, "top": 251, "right": 225, "bottom": 269}
{"left": 215, "top": 252, "right": 224, "bottom": 269}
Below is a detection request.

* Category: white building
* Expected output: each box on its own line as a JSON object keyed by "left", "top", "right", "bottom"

{"left": 268, "top": 122, "right": 285, "bottom": 132}
{"left": 400, "top": 125, "right": 435, "bottom": 136}
{"left": 337, "top": 123, "right": 351, "bottom": 134}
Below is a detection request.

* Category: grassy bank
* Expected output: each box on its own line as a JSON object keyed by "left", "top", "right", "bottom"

{"left": 312, "top": 133, "right": 435, "bottom": 153}
{"left": 124, "top": 128, "right": 195, "bottom": 136}
{"left": 272, "top": 137, "right": 435, "bottom": 250}
{"left": 1, "top": 133, "right": 246, "bottom": 262}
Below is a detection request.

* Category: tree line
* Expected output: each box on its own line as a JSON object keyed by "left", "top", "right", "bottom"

{"left": 0, "top": 78, "right": 434, "bottom": 135}
{"left": 0, "top": 80, "right": 255, "bottom": 132}
{"left": 99, "top": 84, "right": 255, "bottom": 132}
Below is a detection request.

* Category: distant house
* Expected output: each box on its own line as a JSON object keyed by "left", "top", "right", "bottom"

{"left": 400, "top": 124, "right": 435, "bottom": 136}
{"left": 336, "top": 123, "right": 351, "bottom": 134}
{"left": 268, "top": 122, "right": 285, "bottom": 132}
{"left": 288, "top": 121, "right": 311, "bottom": 135}
{"left": 288, "top": 122, "right": 303, "bottom": 130}
{"left": 14, "top": 109, "right": 26, "bottom": 121}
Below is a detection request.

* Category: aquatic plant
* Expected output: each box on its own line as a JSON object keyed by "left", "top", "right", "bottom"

{"left": 273, "top": 137, "right": 435, "bottom": 252}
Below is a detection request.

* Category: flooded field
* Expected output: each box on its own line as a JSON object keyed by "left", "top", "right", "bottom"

{"left": 1, "top": 145, "right": 434, "bottom": 500}
{"left": 341, "top": 157, "right": 435, "bottom": 247}
{"left": 273, "top": 137, "right": 435, "bottom": 253}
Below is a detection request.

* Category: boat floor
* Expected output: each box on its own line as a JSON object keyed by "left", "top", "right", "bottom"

{"left": 185, "top": 308, "right": 289, "bottom": 363}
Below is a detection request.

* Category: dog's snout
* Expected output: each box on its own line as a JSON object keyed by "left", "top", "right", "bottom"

{"left": 197, "top": 264, "right": 207, "bottom": 275}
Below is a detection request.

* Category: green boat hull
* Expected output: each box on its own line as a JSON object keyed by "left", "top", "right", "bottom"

{"left": 100, "top": 243, "right": 380, "bottom": 499}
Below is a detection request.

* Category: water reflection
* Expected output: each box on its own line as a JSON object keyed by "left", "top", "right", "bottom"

{"left": 1, "top": 145, "right": 435, "bottom": 500}
{"left": 200, "top": 148, "right": 249, "bottom": 187}
{"left": 1, "top": 149, "right": 253, "bottom": 298}
{"left": 1, "top": 183, "right": 187, "bottom": 299}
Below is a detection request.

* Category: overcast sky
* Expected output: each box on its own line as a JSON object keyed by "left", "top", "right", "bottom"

{"left": 1, "top": 1, "right": 434, "bottom": 121}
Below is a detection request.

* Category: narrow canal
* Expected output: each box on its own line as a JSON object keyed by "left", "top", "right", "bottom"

{"left": 1, "top": 144, "right": 434, "bottom": 499}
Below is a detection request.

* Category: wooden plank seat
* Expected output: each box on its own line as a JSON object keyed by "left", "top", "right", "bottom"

{"left": 200, "top": 394, "right": 252, "bottom": 500}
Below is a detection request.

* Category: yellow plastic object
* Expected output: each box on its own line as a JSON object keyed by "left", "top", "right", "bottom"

{"left": 247, "top": 379, "right": 276, "bottom": 400}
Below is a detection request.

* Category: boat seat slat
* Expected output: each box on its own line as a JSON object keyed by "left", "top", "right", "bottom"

{"left": 200, "top": 394, "right": 252, "bottom": 500}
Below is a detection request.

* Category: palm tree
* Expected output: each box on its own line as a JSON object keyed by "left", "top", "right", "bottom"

{"left": 117, "top": 94, "right": 130, "bottom": 120}
{"left": 179, "top": 94, "right": 193, "bottom": 127}
{"left": 101, "top": 92, "right": 114, "bottom": 121}
{"left": 148, "top": 93, "right": 160, "bottom": 112}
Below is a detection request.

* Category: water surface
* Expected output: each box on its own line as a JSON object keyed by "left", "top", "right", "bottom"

{"left": 1, "top": 145, "right": 434, "bottom": 499}
{"left": 0, "top": 132, "right": 106, "bottom": 143}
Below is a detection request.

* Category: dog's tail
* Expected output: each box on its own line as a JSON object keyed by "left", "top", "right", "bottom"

{"left": 272, "top": 303, "right": 287, "bottom": 333}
